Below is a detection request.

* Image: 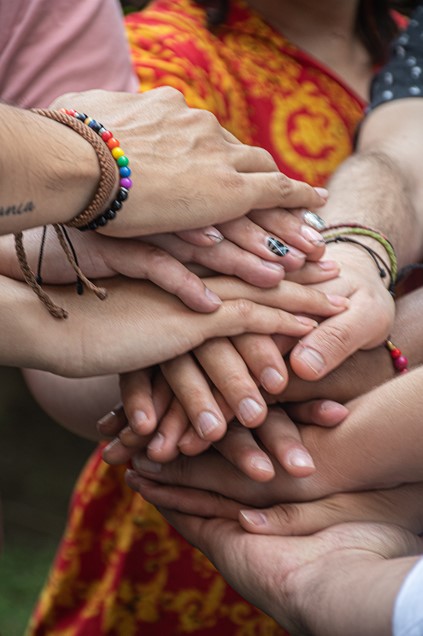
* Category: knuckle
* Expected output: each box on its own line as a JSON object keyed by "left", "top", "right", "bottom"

{"left": 271, "top": 504, "right": 302, "bottom": 531}
{"left": 250, "top": 146, "right": 277, "bottom": 169}
{"left": 315, "top": 322, "right": 354, "bottom": 358}
{"left": 274, "top": 173, "right": 293, "bottom": 198}
{"left": 232, "top": 298, "right": 254, "bottom": 321}
{"left": 158, "top": 85, "right": 185, "bottom": 103}
{"left": 172, "top": 268, "right": 200, "bottom": 297}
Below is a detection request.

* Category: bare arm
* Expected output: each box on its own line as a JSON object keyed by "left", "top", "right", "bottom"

{"left": 0, "top": 103, "right": 100, "bottom": 233}
{"left": 290, "top": 98, "right": 423, "bottom": 381}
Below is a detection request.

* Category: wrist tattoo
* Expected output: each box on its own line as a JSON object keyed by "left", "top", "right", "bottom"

{"left": 0, "top": 201, "right": 34, "bottom": 217}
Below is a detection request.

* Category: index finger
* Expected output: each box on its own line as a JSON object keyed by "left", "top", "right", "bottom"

{"left": 241, "top": 172, "right": 328, "bottom": 211}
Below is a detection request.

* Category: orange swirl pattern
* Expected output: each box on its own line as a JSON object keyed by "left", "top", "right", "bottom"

{"left": 28, "top": 1, "right": 365, "bottom": 634}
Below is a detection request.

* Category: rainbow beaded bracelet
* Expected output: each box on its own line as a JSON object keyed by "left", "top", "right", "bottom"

{"left": 60, "top": 108, "right": 133, "bottom": 231}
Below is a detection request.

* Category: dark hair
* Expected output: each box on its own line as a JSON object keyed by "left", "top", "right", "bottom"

{"left": 194, "top": 0, "right": 419, "bottom": 65}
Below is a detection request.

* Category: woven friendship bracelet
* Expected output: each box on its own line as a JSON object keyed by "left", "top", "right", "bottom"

{"left": 322, "top": 224, "right": 398, "bottom": 281}
{"left": 12, "top": 108, "right": 132, "bottom": 318}
{"left": 31, "top": 108, "right": 119, "bottom": 228}
{"left": 322, "top": 224, "right": 398, "bottom": 295}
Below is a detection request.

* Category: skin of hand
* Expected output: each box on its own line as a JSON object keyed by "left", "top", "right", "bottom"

{"left": 129, "top": 366, "right": 423, "bottom": 507}
{"left": 8, "top": 275, "right": 325, "bottom": 377}
{"left": 98, "top": 251, "right": 398, "bottom": 459}
{"left": 48, "top": 87, "right": 327, "bottom": 238}
{"left": 96, "top": 281, "right": 349, "bottom": 458}
{"left": 282, "top": 286, "right": 423, "bottom": 403}
{"left": 99, "top": 287, "right": 423, "bottom": 478}
{"left": 289, "top": 244, "right": 396, "bottom": 380}
{"left": 101, "top": 390, "right": 347, "bottom": 482}
{"left": 0, "top": 215, "right": 339, "bottom": 318}
{"left": 213, "top": 207, "right": 327, "bottom": 268}
{"left": 134, "top": 503, "right": 423, "bottom": 636}
{"left": 288, "top": 98, "right": 423, "bottom": 381}
{"left": 96, "top": 267, "right": 347, "bottom": 455}
{"left": 126, "top": 464, "right": 423, "bottom": 537}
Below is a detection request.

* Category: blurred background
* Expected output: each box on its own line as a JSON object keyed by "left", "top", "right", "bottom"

{"left": 0, "top": 3, "right": 150, "bottom": 634}
{"left": 0, "top": 367, "right": 94, "bottom": 635}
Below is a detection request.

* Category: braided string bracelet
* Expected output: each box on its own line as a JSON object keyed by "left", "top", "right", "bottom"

{"left": 14, "top": 109, "right": 132, "bottom": 318}
{"left": 321, "top": 223, "right": 408, "bottom": 374}
{"left": 321, "top": 223, "right": 398, "bottom": 296}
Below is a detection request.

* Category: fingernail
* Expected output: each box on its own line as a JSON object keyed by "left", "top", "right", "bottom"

{"left": 98, "top": 410, "right": 117, "bottom": 427}
{"left": 296, "top": 345, "right": 325, "bottom": 375}
{"left": 197, "top": 411, "right": 221, "bottom": 438}
{"left": 326, "top": 294, "right": 349, "bottom": 308}
{"left": 313, "top": 187, "right": 329, "bottom": 199}
{"left": 147, "top": 432, "right": 165, "bottom": 453}
{"left": 285, "top": 448, "right": 315, "bottom": 469}
{"left": 317, "top": 259, "right": 338, "bottom": 271}
{"left": 295, "top": 315, "right": 318, "bottom": 327}
{"left": 178, "top": 427, "right": 197, "bottom": 448}
{"left": 204, "top": 227, "right": 224, "bottom": 243}
{"left": 267, "top": 237, "right": 289, "bottom": 256}
{"left": 238, "top": 397, "right": 264, "bottom": 424}
{"left": 240, "top": 510, "right": 268, "bottom": 527}
{"left": 132, "top": 456, "right": 162, "bottom": 473}
{"left": 204, "top": 287, "right": 222, "bottom": 305}
{"left": 104, "top": 438, "right": 120, "bottom": 453}
{"left": 260, "top": 259, "right": 285, "bottom": 272}
{"left": 250, "top": 455, "right": 274, "bottom": 474}
{"left": 302, "top": 209, "right": 326, "bottom": 230}
{"left": 285, "top": 245, "right": 306, "bottom": 260}
{"left": 131, "top": 410, "right": 148, "bottom": 431}
{"left": 260, "top": 367, "right": 284, "bottom": 392}
{"left": 301, "top": 225, "right": 325, "bottom": 245}
{"left": 320, "top": 399, "right": 343, "bottom": 412}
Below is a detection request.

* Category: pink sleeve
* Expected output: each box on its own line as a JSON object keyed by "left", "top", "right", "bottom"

{"left": 0, "top": 0, "right": 139, "bottom": 108}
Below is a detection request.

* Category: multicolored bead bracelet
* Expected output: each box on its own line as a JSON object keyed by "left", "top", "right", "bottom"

{"left": 60, "top": 109, "right": 132, "bottom": 231}
{"left": 13, "top": 107, "right": 133, "bottom": 318}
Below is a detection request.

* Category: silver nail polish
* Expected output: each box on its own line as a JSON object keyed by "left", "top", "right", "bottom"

{"left": 267, "top": 237, "right": 289, "bottom": 256}
{"left": 302, "top": 210, "right": 326, "bottom": 231}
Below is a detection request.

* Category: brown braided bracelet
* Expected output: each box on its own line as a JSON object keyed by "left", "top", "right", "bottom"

{"left": 32, "top": 108, "right": 118, "bottom": 228}
{"left": 13, "top": 108, "right": 120, "bottom": 318}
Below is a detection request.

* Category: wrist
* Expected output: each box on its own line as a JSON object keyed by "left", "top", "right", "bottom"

{"left": 0, "top": 105, "right": 101, "bottom": 233}
{"left": 325, "top": 242, "right": 392, "bottom": 294}
{"left": 289, "top": 552, "right": 408, "bottom": 636}
{"left": 323, "top": 228, "right": 396, "bottom": 296}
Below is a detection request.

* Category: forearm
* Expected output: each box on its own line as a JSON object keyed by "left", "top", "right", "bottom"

{"left": 295, "top": 554, "right": 419, "bottom": 636}
{"left": 357, "top": 98, "right": 423, "bottom": 266}
{"left": 322, "top": 151, "right": 418, "bottom": 268}
{"left": 322, "top": 99, "right": 423, "bottom": 267}
{"left": 0, "top": 103, "right": 100, "bottom": 234}
{"left": 23, "top": 370, "right": 119, "bottom": 440}
{"left": 308, "top": 366, "right": 423, "bottom": 490}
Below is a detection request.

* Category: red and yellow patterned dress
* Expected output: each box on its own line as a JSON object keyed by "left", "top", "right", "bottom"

{"left": 28, "top": 1, "right": 364, "bottom": 634}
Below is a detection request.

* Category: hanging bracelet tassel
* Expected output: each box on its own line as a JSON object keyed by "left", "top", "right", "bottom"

{"left": 385, "top": 339, "right": 409, "bottom": 374}
{"left": 15, "top": 231, "right": 69, "bottom": 319}
{"left": 14, "top": 108, "right": 132, "bottom": 318}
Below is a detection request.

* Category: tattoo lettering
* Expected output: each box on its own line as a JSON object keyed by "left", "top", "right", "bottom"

{"left": 0, "top": 201, "right": 35, "bottom": 217}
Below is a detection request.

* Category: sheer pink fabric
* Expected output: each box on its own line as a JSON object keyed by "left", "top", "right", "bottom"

{"left": 0, "top": 0, "right": 138, "bottom": 108}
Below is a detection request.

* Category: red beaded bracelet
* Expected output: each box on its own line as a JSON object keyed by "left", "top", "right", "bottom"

{"left": 385, "top": 339, "right": 409, "bottom": 374}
